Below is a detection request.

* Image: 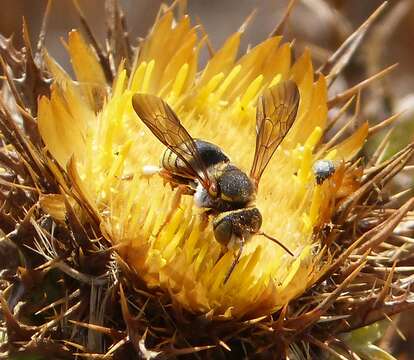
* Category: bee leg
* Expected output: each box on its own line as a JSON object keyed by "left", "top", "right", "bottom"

{"left": 155, "top": 185, "right": 191, "bottom": 236}
{"left": 157, "top": 170, "right": 197, "bottom": 193}
{"left": 214, "top": 245, "right": 227, "bottom": 266}
{"left": 223, "top": 239, "right": 244, "bottom": 284}
{"left": 199, "top": 208, "right": 215, "bottom": 231}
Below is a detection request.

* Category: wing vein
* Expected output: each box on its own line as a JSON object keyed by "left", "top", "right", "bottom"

{"left": 132, "top": 93, "right": 212, "bottom": 189}
{"left": 250, "top": 80, "right": 300, "bottom": 186}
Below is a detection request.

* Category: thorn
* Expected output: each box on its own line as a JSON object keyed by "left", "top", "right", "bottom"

{"left": 368, "top": 128, "right": 393, "bottom": 167}
{"left": 386, "top": 188, "right": 412, "bottom": 205}
{"left": 319, "top": 92, "right": 361, "bottom": 154}
{"left": 269, "top": 0, "right": 298, "bottom": 37}
{"left": 357, "top": 198, "right": 414, "bottom": 255}
{"left": 319, "top": 1, "right": 388, "bottom": 82}
{"left": 315, "top": 250, "right": 369, "bottom": 313}
{"left": 62, "top": 340, "right": 86, "bottom": 352}
{"left": 37, "top": 0, "right": 53, "bottom": 53}
{"left": 306, "top": 335, "right": 350, "bottom": 360}
{"left": 0, "top": 55, "right": 25, "bottom": 108}
{"left": 218, "top": 339, "right": 231, "bottom": 351}
{"left": 325, "top": 95, "right": 355, "bottom": 133}
{"left": 238, "top": 9, "right": 258, "bottom": 33}
{"left": 195, "top": 16, "right": 215, "bottom": 57}
{"left": 69, "top": 319, "right": 125, "bottom": 338}
{"left": 328, "top": 63, "right": 398, "bottom": 108}
{"left": 35, "top": 289, "right": 80, "bottom": 315}
{"left": 105, "top": 337, "right": 129, "bottom": 356}
{"left": 368, "top": 111, "right": 405, "bottom": 135}
{"left": 178, "top": 0, "right": 188, "bottom": 19}
{"left": 374, "top": 260, "right": 395, "bottom": 307}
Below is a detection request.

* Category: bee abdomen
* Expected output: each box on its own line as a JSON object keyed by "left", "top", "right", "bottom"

{"left": 161, "top": 139, "right": 229, "bottom": 177}
{"left": 161, "top": 148, "right": 182, "bottom": 174}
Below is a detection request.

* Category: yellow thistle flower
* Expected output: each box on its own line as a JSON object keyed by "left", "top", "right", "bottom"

{"left": 2, "top": 1, "right": 414, "bottom": 359}
{"left": 38, "top": 11, "right": 367, "bottom": 318}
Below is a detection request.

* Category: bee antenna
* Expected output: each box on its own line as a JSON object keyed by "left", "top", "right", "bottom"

{"left": 259, "top": 232, "right": 294, "bottom": 256}
{"left": 223, "top": 242, "right": 244, "bottom": 285}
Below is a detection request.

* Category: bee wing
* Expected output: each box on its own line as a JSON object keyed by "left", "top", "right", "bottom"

{"left": 250, "top": 80, "right": 300, "bottom": 187}
{"left": 132, "top": 93, "right": 212, "bottom": 189}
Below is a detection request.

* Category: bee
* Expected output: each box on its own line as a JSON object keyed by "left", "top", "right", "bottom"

{"left": 313, "top": 160, "right": 337, "bottom": 185}
{"left": 132, "top": 80, "right": 300, "bottom": 283}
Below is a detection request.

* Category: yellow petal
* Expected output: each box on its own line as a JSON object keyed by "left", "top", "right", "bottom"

{"left": 334, "top": 122, "right": 369, "bottom": 160}
{"left": 68, "top": 30, "right": 107, "bottom": 109}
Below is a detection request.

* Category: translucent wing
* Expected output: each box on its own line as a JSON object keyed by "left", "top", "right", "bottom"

{"left": 250, "top": 80, "right": 300, "bottom": 187}
{"left": 132, "top": 93, "right": 212, "bottom": 189}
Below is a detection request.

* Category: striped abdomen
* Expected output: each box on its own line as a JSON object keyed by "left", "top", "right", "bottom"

{"left": 161, "top": 139, "right": 229, "bottom": 180}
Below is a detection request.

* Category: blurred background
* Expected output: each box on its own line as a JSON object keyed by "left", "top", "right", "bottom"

{"left": 1, "top": 0, "right": 413, "bottom": 95}
{"left": 1, "top": 0, "right": 414, "bottom": 358}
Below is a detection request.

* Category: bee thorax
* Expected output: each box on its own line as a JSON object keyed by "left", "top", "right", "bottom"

{"left": 217, "top": 165, "right": 255, "bottom": 204}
